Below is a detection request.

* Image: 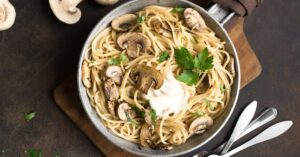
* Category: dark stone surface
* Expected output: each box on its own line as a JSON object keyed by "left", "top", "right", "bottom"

{"left": 0, "top": 0, "right": 299, "bottom": 156}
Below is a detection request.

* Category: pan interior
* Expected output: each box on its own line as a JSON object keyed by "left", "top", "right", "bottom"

{"left": 77, "top": 0, "right": 240, "bottom": 156}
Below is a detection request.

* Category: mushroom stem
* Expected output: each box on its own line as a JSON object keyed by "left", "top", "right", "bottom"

{"left": 0, "top": 0, "right": 16, "bottom": 31}
{"left": 62, "top": 0, "right": 83, "bottom": 13}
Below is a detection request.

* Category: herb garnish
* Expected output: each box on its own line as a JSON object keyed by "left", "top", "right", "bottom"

{"left": 24, "top": 149, "right": 42, "bottom": 157}
{"left": 172, "top": 7, "right": 185, "bottom": 13}
{"left": 24, "top": 112, "right": 37, "bottom": 121}
{"left": 150, "top": 109, "right": 157, "bottom": 125}
{"left": 137, "top": 16, "right": 145, "bottom": 23}
{"left": 129, "top": 105, "right": 145, "bottom": 118}
{"left": 125, "top": 112, "right": 137, "bottom": 126}
{"left": 175, "top": 47, "right": 214, "bottom": 85}
{"left": 193, "top": 110, "right": 205, "bottom": 117}
{"left": 220, "top": 84, "right": 225, "bottom": 93}
{"left": 205, "top": 99, "right": 215, "bottom": 110}
{"left": 158, "top": 51, "right": 170, "bottom": 62}
{"left": 108, "top": 54, "right": 128, "bottom": 65}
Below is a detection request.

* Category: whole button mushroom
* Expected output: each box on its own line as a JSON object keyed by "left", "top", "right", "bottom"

{"left": 184, "top": 8, "right": 206, "bottom": 30}
{"left": 117, "top": 32, "right": 151, "bottom": 58}
{"left": 0, "top": 0, "right": 16, "bottom": 31}
{"left": 189, "top": 116, "right": 213, "bottom": 134}
{"left": 49, "top": 0, "right": 83, "bottom": 24}
{"left": 105, "top": 65, "right": 123, "bottom": 85}
{"left": 95, "top": 0, "right": 119, "bottom": 5}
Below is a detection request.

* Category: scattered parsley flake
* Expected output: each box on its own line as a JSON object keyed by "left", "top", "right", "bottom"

{"left": 150, "top": 109, "right": 157, "bottom": 125}
{"left": 24, "top": 112, "right": 37, "bottom": 121}
{"left": 205, "top": 99, "right": 215, "bottom": 110}
{"left": 158, "top": 51, "right": 170, "bottom": 62}
{"left": 137, "top": 16, "right": 145, "bottom": 23}
{"left": 220, "top": 84, "right": 225, "bottom": 93}
{"left": 129, "top": 105, "right": 145, "bottom": 118}
{"left": 177, "top": 70, "right": 199, "bottom": 85}
{"left": 172, "top": 7, "right": 185, "bottom": 13}
{"left": 108, "top": 54, "right": 128, "bottom": 65}
{"left": 193, "top": 111, "right": 205, "bottom": 117}
{"left": 125, "top": 112, "right": 137, "bottom": 126}
{"left": 24, "top": 149, "right": 42, "bottom": 157}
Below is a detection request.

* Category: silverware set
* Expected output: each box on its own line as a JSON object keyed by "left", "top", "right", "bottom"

{"left": 194, "top": 100, "right": 293, "bottom": 157}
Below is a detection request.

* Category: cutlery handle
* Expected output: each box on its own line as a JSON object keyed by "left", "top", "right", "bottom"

{"left": 223, "top": 121, "right": 293, "bottom": 157}
{"left": 221, "top": 101, "right": 257, "bottom": 154}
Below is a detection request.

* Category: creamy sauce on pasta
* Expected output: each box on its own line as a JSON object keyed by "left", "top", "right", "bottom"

{"left": 145, "top": 71, "right": 189, "bottom": 117}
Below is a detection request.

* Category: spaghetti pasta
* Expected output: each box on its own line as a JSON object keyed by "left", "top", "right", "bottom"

{"left": 81, "top": 5, "right": 235, "bottom": 149}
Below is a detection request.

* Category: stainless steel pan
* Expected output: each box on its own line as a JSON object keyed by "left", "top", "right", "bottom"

{"left": 77, "top": 0, "right": 241, "bottom": 156}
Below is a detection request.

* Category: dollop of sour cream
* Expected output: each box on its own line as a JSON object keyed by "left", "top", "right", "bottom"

{"left": 144, "top": 71, "right": 189, "bottom": 117}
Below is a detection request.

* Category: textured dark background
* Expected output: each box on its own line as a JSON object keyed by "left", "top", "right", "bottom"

{"left": 0, "top": 0, "right": 299, "bottom": 157}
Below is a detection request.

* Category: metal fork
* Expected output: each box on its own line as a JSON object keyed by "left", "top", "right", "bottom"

{"left": 194, "top": 107, "right": 277, "bottom": 157}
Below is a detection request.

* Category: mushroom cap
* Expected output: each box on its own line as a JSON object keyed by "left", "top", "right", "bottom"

{"left": 105, "top": 65, "right": 123, "bottom": 85}
{"left": 117, "top": 32, "right": 151, "bottom": 58}
{"left": 189, "top": 116, "right": 213, "bottom": 134}
{"left": 184, "top": 8, "right": 206, "bottom": 30}
{"left": 140, "top": 123, "right": 152, "bottom": 147}
{"left": 111, "top": 14, "right": 137, "bottom": 32}
{"left": 0, "top": 0, "right": 16, "bottom": 31}
{"left": 131, "top": 65, "right": 164, "bottom": 94}
{"left": 117, "top": 102, "right": 131, "bottom": 121}
{"left": 95, "top": 0, "right": 119, "bottom": 5}
{"left": 103, "top": 78, "right": 119, "bottom": 101}
{"left": 49, "top": 0, "right": 81, "bottom": 24}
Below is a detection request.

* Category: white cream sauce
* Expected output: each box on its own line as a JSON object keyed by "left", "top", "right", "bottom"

{"left": 144, "top": 71, "right": 189, "bottom": 117}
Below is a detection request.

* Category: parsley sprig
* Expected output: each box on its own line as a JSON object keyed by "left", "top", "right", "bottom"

{"left": 175, "top": 47, "right": 214, "bottom": 85}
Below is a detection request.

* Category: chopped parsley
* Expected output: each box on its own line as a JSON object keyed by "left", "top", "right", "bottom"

{"left": 150, "top": 109, "right": 157, "bottom": 125}
{"left": 193, "top": 110, "right": 205, "bottom": 117}
{"left": 24, "top": 111, "right": 37, "bottom": 121}
{"left": 175, "top": 47, "right": 214, "bottom": 86}
{"left": 172, "top": 7, "right": 185, "bottom": 13}
{"left": 125, "top": 112, "right": 137, "bottom": 126}
{"left": 129, "top": 105, "right": 145, "bottom": 118}
{"left": 24, "top": 149, "right": 42, "bottom": 157}
{"left": 220, "top": 84, "right": 225, "bottom": 93}
{"left": 108, "top": 54, "right": 128, "bottom": 65}
{"left": 137, "top": 16, "right": 145, "bottom": 23}
{"left": 158, "top": 51, "right": 170, "bottom": 62}
{"left": 205, "top": 99, "right": 216, "bottom": 110}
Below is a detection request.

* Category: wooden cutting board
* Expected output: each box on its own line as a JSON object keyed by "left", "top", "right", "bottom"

{"left": 53, "top": 16, "right": 261, "bottom": 157}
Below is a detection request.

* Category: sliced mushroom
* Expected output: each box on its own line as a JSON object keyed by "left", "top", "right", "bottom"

{"left": 111, "top": 14, "right": 137, "bottom": 32}
{"left": 95, "top": 0, "right": 118, "bottom": 5}
{"left": 184, "top": 8, "right": 206, "bottom": 30}
{"left": 0, "top": 0, "right": 16, "bottom": 31}
{"left": 130, "top": 65, "right": 164, "bottom": 94}
{"left": 152, "top": 20, "right": 172, "bottom": 38}
{"left": 107, "top": 100, "right": 117, "bottom": 118}
{"left": 226, "top": 58, "right": 235, "bottom": 77}
{"left": 140, "top": 123, "right": 152, "bottom": 147}
{"left": 105, "top": 65, "right": 123, "bottom": 85}
{"left": 196, "top": 75, "right": 209, "bottom": 94}
{"left": 82, "top": 60, "right": 91, "bottom": 88}
{"left": 49, "top": 0, "right": 82, "bottom": 24}
{"left": 103, "top": 78, "right": 119, "bottom": 101}
{"left": 117, "top": 102, "right": 134, "bottom": 121}
{"left": 117, "top": 32, "right": 151, "bottom": 58}
{"left": 189, "top": 116, "right": 213, "bottom": 134}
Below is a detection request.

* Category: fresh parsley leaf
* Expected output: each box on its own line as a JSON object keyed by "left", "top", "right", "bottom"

{"left": 150, "top": 108, "right": 157, "bottom": 125}
{"left": 175, "top": 47, "right": 194, "bottom": 70}
{"left": 193, "top": 111, "right": 205, "bottom": 117}
{"left": 24, "top": 149, "right": 42, "bottom": 157}
{"left": 108, "top": 54, "right": 128, "bottom": 65}
{"left": 129, "top": 105, "right": 145, "bottom": 118}
{"left": 24, "top": 112, "right": 36, "bottom": 121}
{"left": 125, "top": 112, "right": 137, "bottom": 126}
{"left": 220, "top": 84, "right": 225, "bottom": 93}
{"left": 194, "top": 48, "right": 214, "bottom": 71}
{"left": 137, "top": 16, "right": 145, "bottom": 23}
{"left": 177, "top": 70, "right": 199, "bottom": 85}
{"left": 172, "top": 7, "right": 185, "bottom": 13}
{"left": 158, "top": 51, "right": 170, "bottom": 62}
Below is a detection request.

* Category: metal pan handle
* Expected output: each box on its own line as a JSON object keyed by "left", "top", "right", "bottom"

{"left": 207, "top": 3, "right": 235, "bottom": 26}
